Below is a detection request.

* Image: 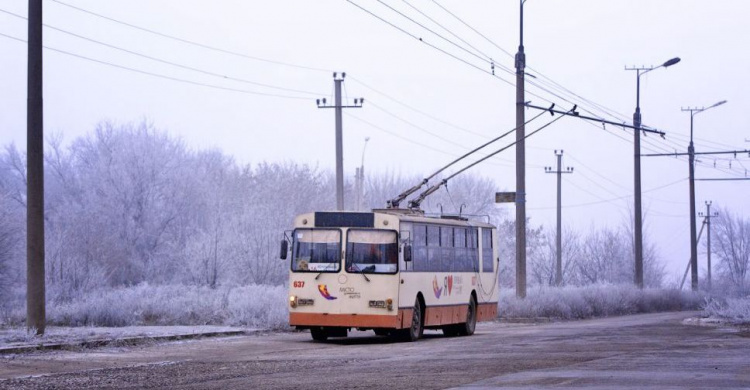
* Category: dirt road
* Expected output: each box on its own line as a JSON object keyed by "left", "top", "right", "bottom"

{"left": 1, "top": 311, "right": 748, "bottom": 389}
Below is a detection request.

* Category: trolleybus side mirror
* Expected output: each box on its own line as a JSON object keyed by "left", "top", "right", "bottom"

{"left": 280, "top": 240, "right": 288, "bottom": 260}
{"left": 404, "top": 244, "right": 412, "bottom": 262}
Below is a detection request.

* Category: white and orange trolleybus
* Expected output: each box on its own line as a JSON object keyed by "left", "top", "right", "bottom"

{"left": 280, "top": 210, "right": 499, "bottom": 342}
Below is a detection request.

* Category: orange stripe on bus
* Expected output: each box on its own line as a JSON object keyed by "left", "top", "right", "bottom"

{"left": 290, "top": 312, "right": 402, "bottom": 328}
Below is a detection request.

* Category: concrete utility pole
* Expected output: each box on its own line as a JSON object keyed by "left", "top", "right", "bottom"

{"left": 544, "top": 150, "right": 573, "bottom": 286}
{"left": 699, "top": 201, "right": 718, "bottom": 291}
{"left": 625, "top": 57, "right": 680, "bottom": 289}
{"left": 316, "top": 72, "right": 363, "bottom": 211}
{"left": 515, "top": 0, "right": 527, "bottom": 299}
{"left": 682, "top": 100, "right": 726, "bottom": 291}
{"left": 27, "top": 0, "right": 46, "bottom": 335}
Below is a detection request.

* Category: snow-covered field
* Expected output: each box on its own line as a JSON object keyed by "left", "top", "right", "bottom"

{"left": 498, "top": 284, "right": 704, "bottom": 320}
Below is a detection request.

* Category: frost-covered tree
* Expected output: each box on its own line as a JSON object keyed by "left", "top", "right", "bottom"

{"left": 712, "top": 208, "right": 750, "bottom": 293}
{"left": 529, "top": 228, "right": 582, "bottom": 287}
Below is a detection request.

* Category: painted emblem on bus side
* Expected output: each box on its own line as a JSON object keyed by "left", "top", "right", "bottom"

{"left": 432, "top": 276, "right": 443, "bottom": 299}
{"left": 318, "top": 284, "right": 337, "bottom": 300}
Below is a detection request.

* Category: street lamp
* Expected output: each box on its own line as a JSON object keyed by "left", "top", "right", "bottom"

{"left": 625, "top": 56, "right": 680, "bottom": 289}
{"left": 682, "top": 100, "right": 726, "bottom": 291}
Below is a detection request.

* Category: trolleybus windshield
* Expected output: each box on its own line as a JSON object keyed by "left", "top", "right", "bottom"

{"left": 292, "top": 229, "right": 341, "bottom": 272}
{"left": 345, "top": 230, "right": 398, "bottom": 274}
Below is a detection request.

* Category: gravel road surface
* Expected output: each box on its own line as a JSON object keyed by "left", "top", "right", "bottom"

{"left": 1, "top": 311, "right": 748, "bottom": 389}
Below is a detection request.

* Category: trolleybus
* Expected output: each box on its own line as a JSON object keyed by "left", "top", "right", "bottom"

{"left": 280, "top": 210, "right": 499, "bottom": 342}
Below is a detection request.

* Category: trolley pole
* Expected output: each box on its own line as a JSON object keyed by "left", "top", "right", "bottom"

{"left": 515, "top": 0, "right": 527, "bottom": 298}
{"left": 545, "top": 150, "right": 573, "bottom": 286}
{"left": 316, "top": 72, "right": 363, "bottom": 211}
{"left": 27, "top": 0, "right": 46, "bottom": 335}
{"left": 699, "top": 201, "right": 718, "bottom": 291}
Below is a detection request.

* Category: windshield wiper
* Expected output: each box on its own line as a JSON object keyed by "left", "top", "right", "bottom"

{"left": 347, "top": 262, "right": 371, "bottom": 282}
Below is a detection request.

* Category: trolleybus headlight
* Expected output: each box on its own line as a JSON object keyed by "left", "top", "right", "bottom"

{"left": 289, "top": 295, "right": 298, "bottom": 308}
{"left": 386, "top": 298, "right": 393, "bottom": 311}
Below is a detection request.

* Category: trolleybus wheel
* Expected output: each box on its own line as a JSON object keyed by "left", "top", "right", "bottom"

{"left": 457, "top": 297, "right": 477, "bottom": 336}
{"left": 396, "top": 297, "right": 423, "bottom": 342}
{"left": 310, "top": 327, "right": 328, "bottom": 341}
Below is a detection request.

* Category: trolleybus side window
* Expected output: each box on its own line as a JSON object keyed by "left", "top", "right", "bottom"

{"left": 412, "top": 224, "right": 428, "bottom": 271}
{"left": 468, "top": 228, "right": 479, "bottom": 272}
{"left": 427, "top": 225, "right": 441, "bottom": 271}
{"left": 291, "top": 229, "right": 341, "bottom": 272}
{"left": 345, "top": 230, "right": 398, "bottom": 274}
{"left": 482, "top": 228, "right": 494, "bottom": 272}
{"left": 440, "top": 226, "right": 454, "bottom": 271}
{"left": 454, "top": 228, "right": 467, "bottom": 271}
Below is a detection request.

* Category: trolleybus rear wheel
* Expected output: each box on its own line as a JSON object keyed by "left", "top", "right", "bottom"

{"left": 457, "top": 296, "right": 477, "bottom": 336}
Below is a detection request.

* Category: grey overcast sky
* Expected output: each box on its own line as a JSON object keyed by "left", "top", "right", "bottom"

{"left": 1, "top": 0, "right": 749, "bottom": 281}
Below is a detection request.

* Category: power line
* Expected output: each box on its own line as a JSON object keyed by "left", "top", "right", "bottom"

{"left": 430, "top": 0, "right": 514, "bottom": 59}
{"left": 402, "top": 0, "right": 494, "bottom": 62}
{"left": 529, "top": 177, "right": 687, "bottom": 211}
{"left": 375, "top": 0, "right": 490, "bottom": 66}
{"left": 0, "top": 8, "right": 323, "bottom": 96}
{"left": 50, "top": 0, "right": 331, "bottom": 73}
{"left": 429, "top": 1, "right": 642, "bottom": 127}
{"left": 348, "top": 76, "right": 492, "bottom": 138}
{"left": 346, "top": 0, "right": 516, "bottom": 89}
{"left": 0, "top": 32, "right": 312, "bottom": 100}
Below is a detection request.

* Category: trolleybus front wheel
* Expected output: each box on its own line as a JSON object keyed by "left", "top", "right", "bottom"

{"left": 396, "top": 297, "right": 424, "bottom": 342}
{"left": 310, "top": 327, "right": 328, "bottom": 341}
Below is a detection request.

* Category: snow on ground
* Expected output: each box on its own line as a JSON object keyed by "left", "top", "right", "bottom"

{"left": 0, "top": 325, "right": 252, "bottom": 350}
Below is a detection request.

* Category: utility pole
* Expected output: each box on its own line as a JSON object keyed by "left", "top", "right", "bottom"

{"left": 316, "top": 72, "right": 363, "bottom": 211}
{"left": 544, "top": 150, "right": 573, "bottom": 286}
{"left": 682, "top": 100, "right": 726, "bottom": 290}
{"left": 514, "top": 0, "right": 527, "bottom": 299}
{"left": 625, "top": 57, "right": 680, "bottom": 289}
{"left": 699, "top": 201, "right": 718, "bottom": 291}
{"left": 27, "top": 0, "right": 45, "bottom": 335}
{"left": 358, "top": 137, "right": 370, "bottom": 211}
{"left": 354, "top": 168, "right": 361, "bottom": 211}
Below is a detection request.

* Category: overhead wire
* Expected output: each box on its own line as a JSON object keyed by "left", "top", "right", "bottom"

{"left": 528, "top": 177, "right": 687, "bottom": 211}
{"left": 0, "top": 32, "right": 312, "bottom": 100}
{"left": 0, "top": 8, "right": 324, "bottom": 97}
{"left": 50, "top": 0, "right": 332, "bottom": 73}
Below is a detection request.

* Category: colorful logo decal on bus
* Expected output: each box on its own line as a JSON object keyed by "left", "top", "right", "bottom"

{"left": 318, "top": 284, "right": 337, "bottom": 300}
{"left": 432, "top": 276, "right": 443, "bottom": 299}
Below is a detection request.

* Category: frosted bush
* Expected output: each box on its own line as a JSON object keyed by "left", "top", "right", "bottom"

{"left": 226, "top": 285, "right": 288, "bottom": 329}
{"left": 703, "top": 297, "right": 750, "bottom": 324}
{"left": 34, "top": 284, "right": 288, "bottom": 328}
{"left": 499, "top": 284, "right": 703, "bottom": 320}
